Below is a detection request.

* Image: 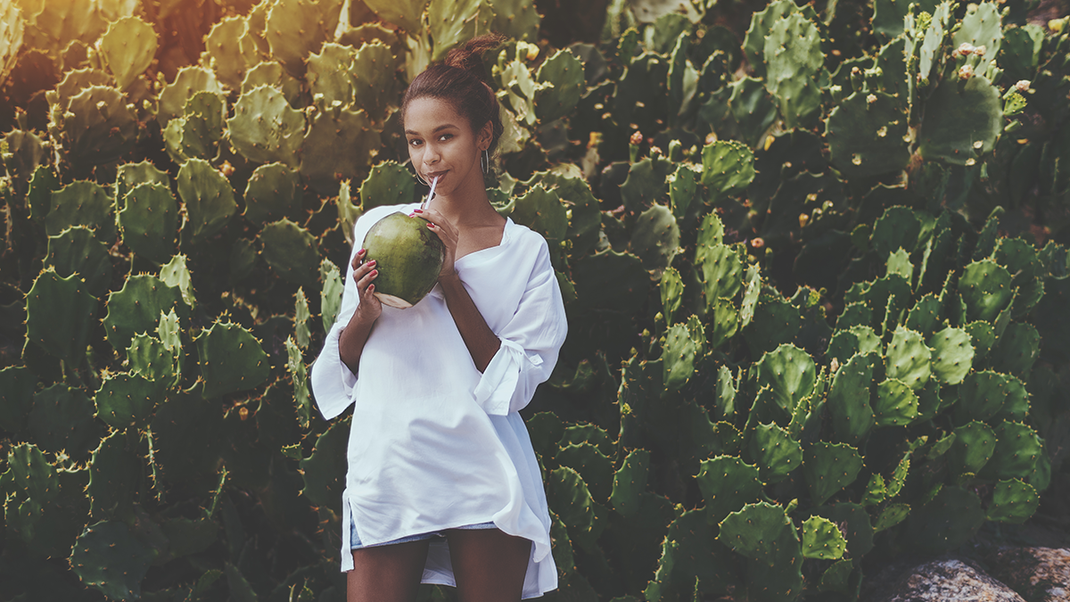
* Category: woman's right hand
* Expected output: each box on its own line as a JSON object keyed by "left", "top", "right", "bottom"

{"left": 350, "top": 248, "right": 382, "bottom": 324}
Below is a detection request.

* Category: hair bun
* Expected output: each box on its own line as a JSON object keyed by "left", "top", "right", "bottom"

{"left": 443, "top": 34, "right": 507, "bottom": 81}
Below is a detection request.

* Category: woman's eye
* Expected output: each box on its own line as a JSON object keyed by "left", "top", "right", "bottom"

{"left": 438, "top": 133, "right": 453, "bottom": 141}
{"left": 408, "top": 139, "right": 422, "bottom": 147}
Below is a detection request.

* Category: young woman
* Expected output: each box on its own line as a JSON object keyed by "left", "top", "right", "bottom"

{"left": 310, "top": 35, "right": 567, "bottom": 602}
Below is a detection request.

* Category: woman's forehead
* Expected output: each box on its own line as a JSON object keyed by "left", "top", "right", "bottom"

{"left": 404, "top": 96, "right": 466, "bottom": 131}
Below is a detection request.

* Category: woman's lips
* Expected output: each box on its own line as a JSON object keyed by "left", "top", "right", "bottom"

{"left": 425, "top": 170, "right": 447, "bottom": 181}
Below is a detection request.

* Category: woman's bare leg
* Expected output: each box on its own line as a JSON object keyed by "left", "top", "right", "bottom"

{"left": 446, "top": 529, "right": 531, "bottom": 602}
{"left": 347, "top": 539, "right": 431, "bottom": 602}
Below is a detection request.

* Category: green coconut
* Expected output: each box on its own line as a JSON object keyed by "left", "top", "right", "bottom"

{"left": 363, "top": 212, "right": 445, "bottom": 308}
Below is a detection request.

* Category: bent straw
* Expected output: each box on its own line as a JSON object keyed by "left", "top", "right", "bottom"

{"left": 421, "top": 176, "right": 439, "bottom": 210}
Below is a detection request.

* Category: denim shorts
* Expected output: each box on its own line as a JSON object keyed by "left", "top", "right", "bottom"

{"left": 350, "top": 520, "right": 497, "bottom": 550}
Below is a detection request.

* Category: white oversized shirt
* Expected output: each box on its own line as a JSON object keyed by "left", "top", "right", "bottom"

{"left": 310, "top": 202, "right": 567, "bottom": 599}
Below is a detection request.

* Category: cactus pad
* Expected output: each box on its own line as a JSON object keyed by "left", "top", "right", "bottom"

{"left": 629, "top": 203, "right": 680, "bottom": 275}
{"left": 228, "top": 85, "right": 307, "bottom": 167}
{"left": 0, "top": 366, "right": 35, "bottom": 432}
{"left": 45, "top": 180, "right": 114, "bottom": 240}
{"left": 827, "top": 352, "right": 877, "bottom": 444}
{"left": 244, "top": 162, "right": 304, "bottom": 225}
{"left": 718, "top": 501, "right": 796, "bottom": 561}
{"left": 28, "top": 384, "right": 98, "bottom": 458}
{"left": 300, "top": 107, "right": 382, "bottom": 194}
{"left": 948, "top": 420, "right": 997, "bottom": 477}
{"left": 265, "top": 0, "right": 345, "bottom": 76}
{"left": 825, "top": 91, "right": 911, "bottom": 179}
{"left": 204, "top": 15, "right": 260, "bottom": 89}
{"left": 986, "top": 478, "right": 1039, "bottom": 523}
{"left": 94, "top": 372, "right": 161, "bottom": 430}
{"left": 350, "top": 41, "right": 402, "bottom": 123}
{"left": 763, "top": 11, "right": 824, "bottom": 127}
{"left": 71, "top": 520, "right": 154, "bottom": 601}
{"left": 45, "top": 225, "right": 113, "bottom": 296}
{"left": 610, "top": 448, "right": 650, "bottom": 518}
{"left": 885, "top": 327, "right": 931, "bottom": 389}
{"left": 756, "top": 343, "right": 816, "bottom": 414}
{"left": 804, "top": 441, "right": 863, "bottom": 506}
{"left": 259, "top": 218, "right": 320, "bottom": 286}
{"left": 928, "top": 326, "right": 974, "bottom": 384}
{"left": 801, "top": 516, "right": 847, "bottom": 560}
{"left": 701, "top": 139, "right": 756, "bottom": 201}
{"left": 103, "top": 275, "right": 186, "bottom": 353}
{"left": 748, "top": 422, "right": 802, "bottom": 483}
{"left": 25, "top": 269, "right": 97, "bottom": 364}
{"left": 982, "top": 421, "right": 1042, "bottom": 480}
{"left": 98, "top": 16, "right": 156, "bottom": 90}
{"left": 118, "top": 183, "right": 178, "bottom": 264}
{"left": 536, "top": 49, "right": 585, "bottom": 123}
{"left": 195, "top": 321, "right": 271, "bottom": 399}
{"left": 177, "top": 158, "right": 237, "bottom": 243}
{"left": 874, "top": 379, "right": 919, "bottom": 427}
{"left": 697, "top": 242, "right": 743, "bottom": 309}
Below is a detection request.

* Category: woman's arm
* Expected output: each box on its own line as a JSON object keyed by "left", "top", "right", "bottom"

{"left": 337, "top": 248, "right": 382, "bottom": 374}
{"left": 438, "top": 271, "right": 501, "bottom": 372}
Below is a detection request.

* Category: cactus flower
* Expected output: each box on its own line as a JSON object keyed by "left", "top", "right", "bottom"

{"left": 959, "top": 65, "right": 974, "bottom": 80}
{"left": 750, "top": 237, "right": 765, "bottom": 248}
{"left": 1015, "top": 80, "right": 1030, "bottom": 92}
{"left": 630, "top": 131, "right": 643, "bottom": 146}
{"left": 956, "top": 42, "right": 975, "bottom": 56}
{"left": 866, "top": 94, "right": 878, "bottom": 105}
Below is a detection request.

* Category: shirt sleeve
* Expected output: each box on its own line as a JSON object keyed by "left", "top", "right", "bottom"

{"left": 473, "top": 236, "right": 568, "bottom": 416}
{"left": 310, "top": 205, "right": 405, "bottom": 420}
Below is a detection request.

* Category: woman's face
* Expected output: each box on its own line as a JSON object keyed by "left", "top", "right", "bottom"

{"left": 404, "top": 96, "right": 490, "bottom": 197}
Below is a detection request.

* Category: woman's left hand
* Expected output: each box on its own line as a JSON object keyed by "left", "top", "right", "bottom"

{"left": 413, "top": 208, "right": 458, "bottom": 279}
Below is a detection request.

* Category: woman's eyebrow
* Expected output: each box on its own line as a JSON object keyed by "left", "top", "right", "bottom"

{"left": 405, "top": 124, "right": 460, "bottom": 135}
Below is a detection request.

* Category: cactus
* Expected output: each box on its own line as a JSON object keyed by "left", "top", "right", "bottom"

{"left": 869, "top": 205, "right": 921, "bottom": 260}
{"left": 26, "top": 164, "right": 59, "bottom": 221}
{"left": 294, "top": 288, "right": 311, "bottom": 348}
{"left": 826, "top": 325, "right": 881, "bottom": 363}
{"left": 306, "top": 43, "right": 357, "bottom": 109}
{"left": 919, "top": 76, "right": 1002, "bottom": 165}
{"left": 662, "top": 319, "right": 702, "bottom": 391}
{"left": 991, "top": 322, "right": 1040, "bottom": 377}
{"left": 94, "top": 373, "right": 161, "bottom": 430}
{"left": 951, "top": 2, "right": 1002, "bottom": 76}
{"left": 45, "top": 225, "right": 113, "bottom": 296}
{"left": 0, "top": 2, "right": 24, "bottom": 86}
{"left": 160, "top": 254, "right": 197, "bottom": 308}
{"left": 358, "top": 161, "right": 416, "bottom": 212}
{"left": 948, "top": 420, "right": 996, "bottom": 477}
{"left": 127, "top": 331, "right": 180, "bottom": 388}
{"left": 556, "top": 441, "right": 614, "bottom": 502}
{"left": 264, "top": 0, "right": 345, "bottom": 77}
{"left": 165, "top": 91, "right": 226, "bottom": 163}
{"left": 241, "top": 60, "right": 304, "bottom": 107}
{"left": 885, "top": 326, "right": 931, "bottom": 389}
{"left": 800, "top": 515, "right": 847, "bottom": 560}
{"left": 905, "top": 293, "right": 942, "bottom": 336}
{"left": 195, "top": 320, "right": 271, "bottom": 399}
{"left": 299, "top": 106, "right": 381, "bottom": 193}
{"left": 827, "top": 352, "right": 877, "bottom": 444}
{"left": 696, "top": 242, "right": 743, "bottom": 310}
{"left": 547, "top": 466, "right": 604, "bottom": 551}
{"left": 874, "top": 378, "right": 919, "bottom": 427}
{"left": 350, "top": 41, "right": 402, "bottom": 123}
{"left": 114, "top": 161, "right": 169, "bottom": 205}
{"left": 70, "top": 520, "right": 155, "bottom": 601}
{"left": 286, "top": 336, "right": 313, "bottom": 430}
{"left": 620, "top": 156, "right": 671, "bottom": 213}
{"left": 982, "top": 421, "right": 1043, "bottom": 480}
{"left": 825, "top": 91, "right": 911, "bottom": 179}
{"left": 629, "top": 203, "right": 679, "bottom": 275}
{"left": 535, "top": 49, "right": 585, "bottom": 123}
{"left": 54, "top": 85, "right": 137, "bottom": 168}
{"left": 0, "top": 365, "right": 35, "bottom": 432}
{"left": 102, "top": 275, "right": 186, "bottom": 353}
{"left": 718, "top": 501, "right": 804, "bottom": 602}
{"left": 320, "top": 258, "right": 344, "bottom": 332}
{"left": 763, "top": 11, "right": 825, "bottom": 127}
{"left": 45, "top": 180, "right": 114, "bottom": 240}
{"left": 157, "top": 66, "right": 225, "bottom": 130}
{"left": 228, "top": 85, "right": 307, "bottom": 167}
{"left": 872, "top": 0, "right": 939, "bottom": 39}
{"left": 244, "top": 162, "right": 304, "bottom": 225}
{"left": 659, "top": 266, "right": 684, "bottom": 325}
{"left": 28, "top": 383, "right": 99, "bottom": 459}
{"left": 987, "top": 478, "right": 1039, "bottom": 523}
{"left": 958, "top": 259, "right": 1014, "bottom": 322}
{"left": 118, "top": 183, "right": 178, "bottom": 264}
{"left": 609, "top": 448, "right": 650, "bottom": 518}
{"left": 993, "top": 237, "right": 1044, "bottom": 316}
{"left": 742, "top": 289, "right": 803, "bottom": 354}
{"left": 512, "top": 185, "right": 569, "bottom": 246}
{"left": 361, "top": 0, "right": 429, "bottom": 35}
{"left": 748, "top": 422, "right": 802, "bottom": 483}
{"left": 25, "top": 269, "right": 97, "bottom": 365}
{"left": 204, "top": 15, "right": 261, "bottom": 89}
{"left": 700, "top": 139, "right": 755, "bottom": 203}
{"left": 98, "top": 16, "right": 156, "bottom": 91}
{"left": 907, "top": 485, "right": 985, "bottom": 552}
{"left": 804, "top": 441, "right": 863, "bottom": 506}
{"left": 742, "top": 0, "right": 811, "bottom": 78}
{"left": 928, "top": 326, "right": 974, "bottom": 384}
{"left": 756, "top": 343, "right": 816, "bottom": 414}
{"left": 176, "top": 158, "right": 237, "bottom": 244}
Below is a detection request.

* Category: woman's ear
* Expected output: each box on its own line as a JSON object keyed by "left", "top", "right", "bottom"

{"left": 477, "top": 120, "right": 493, "bottom": 151}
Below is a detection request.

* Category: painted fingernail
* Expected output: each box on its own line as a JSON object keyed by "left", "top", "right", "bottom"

{"left": 368, "top": 260, "right": 376, "bottom": 266}
{"left": 427, "top": 223, "right": 434, "bottom": 228}
{"left": 414, "top": 209, "right": 423, "bottom": 213}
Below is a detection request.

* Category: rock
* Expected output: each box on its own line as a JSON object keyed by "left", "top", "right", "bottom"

{"left": 989, "top": 547, "right": 1070, "bottom": 602}
{"left": 864, "top": 557, "right": 1027, "bottom": 602}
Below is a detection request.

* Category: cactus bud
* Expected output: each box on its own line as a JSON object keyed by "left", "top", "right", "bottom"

{"left": 959, "top": 64, "right": 974, "bottom": 79}
{"left": 799, "top": 213, "right": 809, "bottom": 228}
{"left": 957, "top": 42, "right": 975, "bottom": 56}
{"left": 973, "top": 45, "right": 986, "bottom": 57}
{"left": 1015, "top": 80, "right": 1031, "bottom": 92}
{"left": 750, "top": 237, "right": 765, "bottom": 248}
{"left": 867, "top": 93, "right": 878, "bottom": 105}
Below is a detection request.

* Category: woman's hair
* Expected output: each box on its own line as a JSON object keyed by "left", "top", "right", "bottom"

{"left": 402, "top": 34, "right": 506, "bottom": 156}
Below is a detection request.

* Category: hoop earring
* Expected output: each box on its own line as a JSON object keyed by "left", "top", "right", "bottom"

{"left": 414, "top": 170, "right": 429, "bottom": 187}
{"left": 480, "top": 149, "right": 489, "bottom": 174}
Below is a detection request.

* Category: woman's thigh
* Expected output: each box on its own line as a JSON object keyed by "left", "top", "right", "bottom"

{"left": 445, "top": 528, "right": 531, "bottom": 602}
{"left": 348, "top": 539, "right": 432, "bottom": 602}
